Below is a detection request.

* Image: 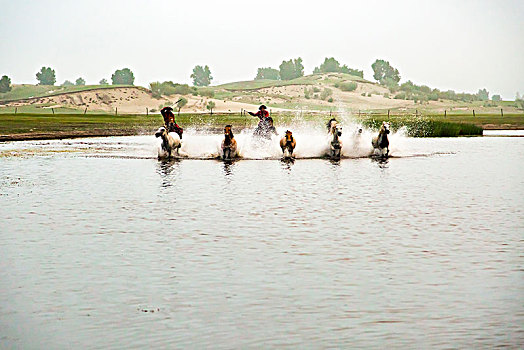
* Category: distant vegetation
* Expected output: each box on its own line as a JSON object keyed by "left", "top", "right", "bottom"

{"left": 0, "top": 75, "right": 12, "bottom": 93}
{"left": 75, "top": 77, "right": 85, "bottom": 86}
{"left": 150, "top": 81, "right": 195, "bottom": 98}
{"left": 337, "top": 81, "right": 358, "bottom": 92}
{"left": 393, "top": 80, "right": 498, "bottom": 104}
{"left": 206, "top": 100, "right": 216, "bottom": 115}
{"left": 36, "top": 67, "right": 56, "bottom": 86}
{"left": 191, "top": 65, "right": 213, "bottom": 86}
{"left": 279, "top": 58, "right": 304, "bottom": 80}
{"left": 99, "top": 79, "right": 108, "bottom": 85}
{"left": 111, "top": 68, "right": 134, "bottom": 85}
{"left": 255, "top": 67, "right": 280, "bottom": 80}
{"left": 313, "top": 57, "right": 363, "bottom": 78}
{"left": 371, "top": 59, "right": 400, "bottom": 87}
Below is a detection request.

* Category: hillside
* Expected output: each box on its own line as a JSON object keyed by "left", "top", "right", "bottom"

{"left": 1, "top": 74, "right": 522, "bottom": 115}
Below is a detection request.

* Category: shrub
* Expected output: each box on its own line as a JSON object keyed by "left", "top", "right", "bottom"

{"left": 198, "top": 89, "right": 215, "bottom": 98}
{"left": 339, "top": 82, "right": 357, "bottom": 92}
{"left": 320, "top": 88, "right": 332, "bottom": 100}
{"left": 313, "top": 87, "right": 320, "bottom": 93}
{"left": 328, "top": 97, "right": 334, "bottom": 103}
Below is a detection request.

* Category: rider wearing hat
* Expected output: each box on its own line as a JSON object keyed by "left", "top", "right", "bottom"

{"left": 160, "top": 106, "right": 183, "bottom": 139}
{"left": 248, "top": 105, "right": 269, "bottom": 121}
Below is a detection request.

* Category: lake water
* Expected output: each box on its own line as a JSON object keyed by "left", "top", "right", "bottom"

{"left": 1, "top": 129, "right": 523, "bottom": 348}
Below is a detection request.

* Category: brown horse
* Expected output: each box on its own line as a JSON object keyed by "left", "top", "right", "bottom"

{"left": 280, "top": 130, "right": 296, "bottom": 158}
{"left": 372, "top": 121, "right": 390, "bottom": 157}
{"left": 221, "top": 125, "right": 237, "bottom": 160}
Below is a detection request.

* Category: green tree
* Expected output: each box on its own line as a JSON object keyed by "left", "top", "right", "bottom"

{"left": 0, "top": 75, "right": 12, "bottom": 93}
{"left": 279, "top": 57, "right": 304, "bottom": 80}
{"left": 477, "top": 88, "right": 489, "bottom": 101}
{"left": 111, "top": 68, "right": 135, "bottom": 85}
{"left": 176, "top": 97, "right": 188, "bottom": 115}
{"left": 314, "top": 57, "right": 364, "bottom": 78}
{"left": 206, "top": 100, "right": 216, "bottom": 115}
{"left": 76, "top": 77, "right": 85, "bottom": 86}
{"left": 492, "top": 94, "right": 501, "bottom": 102}
{"left": 149, "top": 82, "right": 162, "bottom": 98}
{"left": 99, "top": 78, "right": 108, "bottom": 85}
{"left": 255, "top": 67, "right": 280, "bottom": 80}
{"left": 313, "top": 57, "right": 341, "bottom": 73}
{"left": 36, "top": 66, "right": 56, "bottom": 85}
{"left": 191, "top": 65, "right": 213, "bottom": 86}
{"left": 61, "top": 80, "right": 74, "bottom": 87}
{"left": 371, "top": 59, "right": 400, "bottom": 85}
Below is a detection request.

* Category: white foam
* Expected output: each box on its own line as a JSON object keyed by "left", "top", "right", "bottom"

{"left": 155, "top": 122, "right": 409, "bottom": 159}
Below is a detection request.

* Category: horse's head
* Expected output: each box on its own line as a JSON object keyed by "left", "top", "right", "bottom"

{"left": 285, "top": 130, "right": 293, "bottom": 142}
{"left": 381, "top": 122, "right": 390, "bottom": 135}
{"left": 155, "top": 126, "right": 167, "bottom": 138}
{"left": 224, "top": 125, "right": 233, "bottom": 138}
{"left": 335, "top": 125, "right": 342, "bottom": 137}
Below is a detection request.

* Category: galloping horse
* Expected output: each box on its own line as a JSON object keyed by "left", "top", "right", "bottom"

{"left": 280, "top": 130, "right": 296, "bottom": 158}
{"left": 155, "top": 126, "right": 181, "bottom": 158}
{"left": 221, "top": 125, "right": 237, "bottom": 160}
{"left": 327, "top": 118, "right": 342, "bottom": 158}
{"left": 372, "top": 121, "right": 390, "bottom": 157}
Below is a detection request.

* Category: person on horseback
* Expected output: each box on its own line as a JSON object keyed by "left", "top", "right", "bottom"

{"left": 249, "top": 105, "right": 276, "bottom": 139}
{"left": 160, "top": 106, "right": 183, "bottom": 139}
{"left": 248, "top": 105, "right": 269, "bottom": 122}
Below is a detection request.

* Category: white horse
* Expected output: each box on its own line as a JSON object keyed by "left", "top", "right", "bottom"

{"left": 372, "top": 122, "right": 390, "bottom": 157}
{"left": 155, "top": 126, "right": 181, "bottom": 158}
{"left": 327, "top": 118, "right": 342, "bottom": 158}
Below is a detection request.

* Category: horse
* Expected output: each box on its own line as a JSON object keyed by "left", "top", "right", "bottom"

{"left": 372, "top": 121, "right": 390, "bottom": 157}
{"left": 221, "top": 125, "right": 237, "bottom": 160}
{"left": 280, "top": 130, "right": 296, "bottom": 158}
{"left": 327, "top": 118, "right": 342, "bottom": 158}
{"left": 155, "top": 126, "right": 181, "bottom": 158}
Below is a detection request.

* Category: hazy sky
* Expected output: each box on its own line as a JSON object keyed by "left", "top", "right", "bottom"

{"left": 1, "top": 0, "right": 523, "bottom": 99}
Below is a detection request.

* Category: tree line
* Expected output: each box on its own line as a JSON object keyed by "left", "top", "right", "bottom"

{"left": 0, "top": 58, "right": 516, "bottom": 105}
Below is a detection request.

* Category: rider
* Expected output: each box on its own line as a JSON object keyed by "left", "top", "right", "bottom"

{"left": 248, "top": 104, "right": 269, "bottom": 122}
{"left": 249, "top": 105, "right": 275, "bottom": 138}
{"left": 160, "top": 106, "right": 183, "bottom": 139}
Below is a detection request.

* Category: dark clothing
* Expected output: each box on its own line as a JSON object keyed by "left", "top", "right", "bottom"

{"left": 167, "top": 122, "right": 183, "bottom": 139}
{"left": 253, "top": 119, "right": 277, "bottom": 140}
{"left": 248, "top": 110, "right": 269, "bottom": 120}
{"left": 161, "top": 107, "right": 183, "bottom": 139}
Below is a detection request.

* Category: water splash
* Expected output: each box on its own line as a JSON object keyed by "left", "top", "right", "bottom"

{"left": 156, "top": 122, "right": 411, "bottom": 160}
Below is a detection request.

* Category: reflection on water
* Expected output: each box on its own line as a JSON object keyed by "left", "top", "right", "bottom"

{"left": 156, "top": 159, "right": 180, "bottom": 188}
{"left": 0, "top": 136, "right": 523, "bottom": 348}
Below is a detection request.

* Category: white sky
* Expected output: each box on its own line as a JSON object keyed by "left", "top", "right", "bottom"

{"left": 1, "top": 0, "right": 523, "bottom": 99}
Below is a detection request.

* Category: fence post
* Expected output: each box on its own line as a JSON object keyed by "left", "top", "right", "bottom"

{"left": 358, "top": 109, "right": 360, "bottom": 118}
{"left": 500, "top": 108, "right": 503, "bottom": 117}
{"left": 472, "top": 109, "right": 475, "bottom": 117}
{"left": 387, "top": 109, "right": 390, "bottom": 120}
{"left": 51, "top": 108, "right": 54, "bottom": 115}
{"left": 115, "top": 107, "right": 118, "bottom": 116}
{"left": 84, "top": 107, "right": 87, "bottom": 115}
{"left": 146, "top": 107, "right": 149, "bottom": 116}
{"left": 15, "top": 107, "right": 17, "bottom": 114}
{"left": 444, "top": 110, "right": 447, "bottom": 117}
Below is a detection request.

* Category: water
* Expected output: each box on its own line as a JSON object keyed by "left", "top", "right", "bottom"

{"left": 1, "top": 129, "right": 523, "bottom": 348}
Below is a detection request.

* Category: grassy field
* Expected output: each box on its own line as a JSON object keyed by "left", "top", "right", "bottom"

{"left": 1, "top": 111, "right": 521, "bottom": 141}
